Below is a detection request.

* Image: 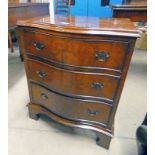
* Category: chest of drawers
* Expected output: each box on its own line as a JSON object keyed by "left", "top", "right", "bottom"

{"left": 16, "top": 15, "right": 139, "bottom": 149}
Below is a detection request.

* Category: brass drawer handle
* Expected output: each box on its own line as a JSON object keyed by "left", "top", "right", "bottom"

{"left": 33, "top": 41, "right": 45, "bottom": 51}
{"left": 91, "top": 82, "right": 103, "bottom": 89}
{"left": 87, "top": 109, "right": 99, "bottom": 116}
{"left": 36, "top": 70, "right": 47, "bottom": 78}
{"left": 41, "top": 93, "right": 48, "bottom": 100}
{"left": 95, "top": 51, "right": 110, "bottom": 61}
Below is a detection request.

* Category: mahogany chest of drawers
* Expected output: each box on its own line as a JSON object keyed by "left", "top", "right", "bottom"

{"left": 16, "top": 15, "right": 139, "bottom": 149}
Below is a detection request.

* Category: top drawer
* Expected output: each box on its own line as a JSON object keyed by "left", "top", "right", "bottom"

{"left": 24, "top": 31, "right": 129, "bottom": 72}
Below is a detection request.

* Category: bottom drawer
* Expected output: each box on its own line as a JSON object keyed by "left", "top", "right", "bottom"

{"left": 31, "top": 83, "right": 111, "bottom": 125}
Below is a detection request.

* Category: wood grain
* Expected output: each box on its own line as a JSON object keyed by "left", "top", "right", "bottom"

{"left": 24, "top": 30, "right": 129, "bottom": 72}
{"left": 16, "top": 15, "right": 139, "bottom": 149}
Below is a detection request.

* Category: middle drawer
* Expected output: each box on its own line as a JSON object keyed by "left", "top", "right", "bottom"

{"left": 27, "top": 59, "right": 119, "bottom": 102}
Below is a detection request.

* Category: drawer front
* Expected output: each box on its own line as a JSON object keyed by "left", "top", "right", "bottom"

{"left": 27, "top": 59, "right": 119, "bottom": 102}
{"left": 31, "top": 83, "right": 111, "bottom": 125}
{"left": 24, "top": 31, "right": 128, "bottom": 72}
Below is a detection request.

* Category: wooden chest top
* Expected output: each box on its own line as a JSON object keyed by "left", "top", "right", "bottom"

{"left": 17, "top": 15, "right": 140, "bottom": 37}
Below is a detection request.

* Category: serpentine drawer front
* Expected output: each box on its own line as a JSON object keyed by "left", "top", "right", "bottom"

{"left": 31, "top": 83, "right": 111, "bottom": 125}
{"left": 27, "top": 59, "right": 119, "bottom": 102}
{"left": 24, "top": 30, "right": 129, "bottom": 73}
{"left": 16, "top": 15, "right": 139, "bottom": 149}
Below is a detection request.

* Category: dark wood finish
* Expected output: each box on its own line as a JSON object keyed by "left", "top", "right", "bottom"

{"left": 8, "top": 3, "right": 49, "bottom": 53}
{"left": 27, "top": 59, "right": 119, "bottom": 102}
{"left": 31, "top": 83, "right": 111, "bottom": 125}
{"left": 28, "top": 103, "right": 113, "bottom": 149}
{"left": 16, "top": 15, "right": 139, "bottom": 149}
{"left": 24, "top": 30, "right": 129, "bottom": 73}
{"left": 17, "top": 16, "right": 139, "bottom": 36}
{"left": 112, "top": 0, "right": 147, "bottom": 22}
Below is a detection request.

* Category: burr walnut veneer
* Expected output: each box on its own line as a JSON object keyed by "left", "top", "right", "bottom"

{"left": 16, "top": 15, "right": 139, "bottom": 149}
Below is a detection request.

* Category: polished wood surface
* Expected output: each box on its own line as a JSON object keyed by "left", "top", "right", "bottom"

{"left": 112, "top": 0, "right": 147, "bottom": 22}
{"left": 28, "top": 102, "right": 112, "bottom": 149}
{"left": 31, "top": 83, "right": 111, "bottom": 125}
{"left": 24, "top": 30, "right": 129, "bottom": 72}
{"left": 16, "top": 15, "right": 139, "bottom": 149}
{"left": 27, "top": 59, "right": 119, "bottom": 102}
{"left": 17, "top": 15, "right": 139, "bottom": 37}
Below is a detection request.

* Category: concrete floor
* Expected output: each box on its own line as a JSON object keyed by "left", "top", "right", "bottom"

{"left": 8, "top": 47, "right": 146, "bottom": 155}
